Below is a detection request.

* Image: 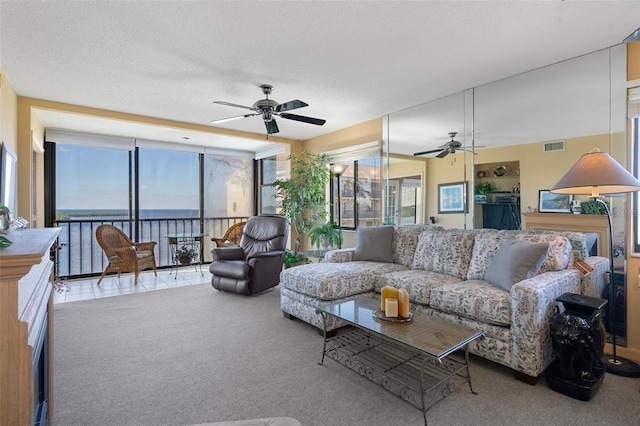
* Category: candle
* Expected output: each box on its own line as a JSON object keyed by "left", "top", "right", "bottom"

{"left": 380, "top": 286, "right": 399, "bottom": 311}
{"left": 398, "top": 289, "right": 410, "bottom": 318}
{"left": 385, "top": 298, "right": 398, "bottom": 317}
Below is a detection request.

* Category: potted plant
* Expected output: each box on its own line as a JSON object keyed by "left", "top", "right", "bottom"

{"left": 474, "top": 181, "right": 496, "bottom": 195}
{"left": 474, "top": 181, "right": 496, "bottom": 203}
{"left": 175, "top": 245, "right": 197, "bottom": 265}
{"left": 308, "top": 221, "right": 343, "bottom": 250}
{"left": 272, "top": 151, "right": 331, "bottom": 254}
{"left": 580, "top": 199, "right": 609, "bottom": 215}
{"left": 283, "top": 249, "right": 311, "bottom": 269}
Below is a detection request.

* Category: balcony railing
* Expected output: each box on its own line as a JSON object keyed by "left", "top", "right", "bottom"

{"left": 54, "top": 216, "right": 249, "bottom": 279}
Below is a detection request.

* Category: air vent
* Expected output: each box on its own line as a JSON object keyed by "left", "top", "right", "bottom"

{"left": 543, "top": 140, "right": 565, "bottom": 153}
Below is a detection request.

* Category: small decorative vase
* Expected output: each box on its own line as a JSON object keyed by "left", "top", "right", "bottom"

{"left": 0, "top": 210, "right": 10, "bottom": 231}
{"left": 320, "top": 235, "right": 330, "bottom": 250}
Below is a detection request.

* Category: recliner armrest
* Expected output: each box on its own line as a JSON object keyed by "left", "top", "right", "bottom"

{"left": 211, "top": 246, "right": 244, "bottom": 261}
{"left": 247, "top": 250, "right": 285, "bottom": 262}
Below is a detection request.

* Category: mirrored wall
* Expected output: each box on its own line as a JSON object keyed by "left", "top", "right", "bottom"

{"left": 384, "top": 44, "right": 627, "bottom": 231}
{"left": 383, "top": 43, "right": 629, "bottom": 341}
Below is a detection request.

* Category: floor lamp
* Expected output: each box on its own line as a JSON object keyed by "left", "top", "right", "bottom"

{"left": 330, "top": 164, "right": 348, "bottom": 248}
{"left": 551, "top": 148, "right": 640, "bottom": 377}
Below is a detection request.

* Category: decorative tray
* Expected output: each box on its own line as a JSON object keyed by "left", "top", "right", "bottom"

{"left": 373, "top": 309, "right": 413, "bottom": 323}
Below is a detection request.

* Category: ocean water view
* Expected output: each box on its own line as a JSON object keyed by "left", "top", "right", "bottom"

{"left": 54, "top": 210, "right": 247, "bottom": 278}
{"left": 56, "top": 209, "right": 200, "bottom": 221}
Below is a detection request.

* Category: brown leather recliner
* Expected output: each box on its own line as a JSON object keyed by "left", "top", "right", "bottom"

{"left": 209, "top": 215, "right": 290, "bottom": 295}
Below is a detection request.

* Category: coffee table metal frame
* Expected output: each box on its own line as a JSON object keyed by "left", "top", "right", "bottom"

{"left": 316, "top": 296, "right": 483, "bottom": 425}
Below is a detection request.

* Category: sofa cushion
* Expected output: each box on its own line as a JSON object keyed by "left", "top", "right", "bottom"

{"left": 352, "top": 226, "right": 394, "bottom": 262}
{"left": 429, "top": 280, "right": 512, "bottom": 326}
{"left": 411, "top": 229, "right": 475, "bottom": 279}
{"left": 484, "top": 239, "right": 549, "bottom": 291}
{"left": 466, "top": 230, "right": 504, "bottom": 280}
{"left": 392, "top": 224, "right": 436, "bottom": 267}
{"left": 375, "top": 269, "right": 463, "bottom": 305}
{"left": 507, "top": 232, "right": 571, "bottom": 272}
{"left": 279, "top": 261, "right": 407, "bottom": 300}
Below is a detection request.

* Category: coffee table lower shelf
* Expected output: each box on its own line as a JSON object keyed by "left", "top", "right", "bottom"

{"left": 320, "top": 328, "right": 474, "bottom": 424}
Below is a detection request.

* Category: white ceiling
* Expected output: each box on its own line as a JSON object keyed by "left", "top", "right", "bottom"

{"left": 1, "top": 1, "right": 639, "bottom": 155}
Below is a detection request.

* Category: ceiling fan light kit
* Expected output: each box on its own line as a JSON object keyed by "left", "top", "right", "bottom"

{"left": 211, "top": 84, "right": 326, "bottom": 135}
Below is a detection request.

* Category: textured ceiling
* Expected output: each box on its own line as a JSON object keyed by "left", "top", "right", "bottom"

{"left": 1, "top": 1, "right": 639, "bottom": 154}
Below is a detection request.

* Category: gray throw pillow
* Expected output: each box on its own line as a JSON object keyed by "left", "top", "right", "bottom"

{"left": 352, "top": 226, "right": 394, "bottom": 263}
{"left": 484, "top": 239, "right": 549, "bottom": 291}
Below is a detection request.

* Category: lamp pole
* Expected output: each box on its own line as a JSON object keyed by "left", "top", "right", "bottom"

{"left": 330, "top": 164, "right": 349, "bottom": 248}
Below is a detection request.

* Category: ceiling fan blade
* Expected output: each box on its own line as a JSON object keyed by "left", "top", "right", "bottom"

{"left": 436, "top": 150, "right": 450, "bottom": 158}
{"left": 413, "top": 148, "right": 443, "bottom": 156}
{"left": 276, "top": 100, "right": 308, "bottom": 112}
{"left": 280, "top": 113, "right": 326, "bottom": 126}
{"left": 265, "top": 119, "right": 279, "bottom": 134}
{"left": 213, "top": 101, "right": 256, "bottom": 111}
{"left": 211, "top": 113, "right": 257, "bottom": 124}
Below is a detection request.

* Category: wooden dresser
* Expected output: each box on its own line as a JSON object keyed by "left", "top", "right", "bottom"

{"left": 0, "top": 228, "right": 60, "bottom": 426}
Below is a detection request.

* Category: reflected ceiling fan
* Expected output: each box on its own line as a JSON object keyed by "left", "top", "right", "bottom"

{"left": 413, "top": 132, "right": 483, "bottom": 158}
{"left": 211, "top": 84, "right": 326, "bottom": 134}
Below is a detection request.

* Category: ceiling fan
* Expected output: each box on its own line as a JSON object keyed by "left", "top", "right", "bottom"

{"left": 211, "top": 84, "right": 326, "bottom": 135}
{"left": 413, "top": 132, "right": 482, "bottom": 158}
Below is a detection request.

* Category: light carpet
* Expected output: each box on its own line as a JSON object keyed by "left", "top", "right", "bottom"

{"left": 53, "top": 283, "right": 640, "bottom": 426}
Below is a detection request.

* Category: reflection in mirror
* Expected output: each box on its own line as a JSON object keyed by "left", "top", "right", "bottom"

{"left": 0, "top": 142, "right": 17, "bottom": 216}
{"left": 387, "top": 155, "right": 425, "bottom": 225}
{"left": 384, "top": 44, "right": 628, "bottom": 345}
{"left": 387, "top": 92, "right": 468, "bottom": 229}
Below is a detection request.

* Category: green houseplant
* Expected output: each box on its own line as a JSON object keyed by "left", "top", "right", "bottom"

{"left": 283, "top": 249, "right": 311, "bottom": 269}
{"left": 272, "top": 151, "right": 331, "bottom": 254}
{"left": 175, "top": 245, "right": 197, "bottom": 265}
{"left": 475, "top": 181, "right": 496, "bottom": 195}
{"left": 308, "top": 221, "right": 343, "bottom": 250}
{"left": 580, "top": 199, "right": 609, "bottom": 215}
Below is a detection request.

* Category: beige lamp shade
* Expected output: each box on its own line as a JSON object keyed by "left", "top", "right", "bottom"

{"left": 551, "top": 149, "right": 640, "bottom": 196}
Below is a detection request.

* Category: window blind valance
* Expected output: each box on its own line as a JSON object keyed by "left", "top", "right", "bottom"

{"left": 324, "top": 141, "right": 382, "bottom": 163}
{"left": 136, "top": 138, "right": 205, "bottom": 154}
{"left": 47, "top": 129, "right": 275, "bottom": 159}
{"left": 45, "top": 129, "right": 135, "bottom": 151}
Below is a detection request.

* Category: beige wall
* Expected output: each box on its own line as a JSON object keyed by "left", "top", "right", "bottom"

{"left": 0, "top": 68, "right": 18, "bottom": 154}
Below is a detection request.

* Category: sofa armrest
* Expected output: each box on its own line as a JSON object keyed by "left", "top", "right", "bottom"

{"left": 509, "top": 269, "right": 582, "bottom": 377}
{"left": 578, "top": 256, "right": 609, "bottom": 298}
{"left": 323, "top": 248, "right": 355, "bottom": 263}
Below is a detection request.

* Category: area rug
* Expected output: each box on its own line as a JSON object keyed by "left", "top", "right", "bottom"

{"left": 53, "top": 284, "right": 640, "bottom": 425}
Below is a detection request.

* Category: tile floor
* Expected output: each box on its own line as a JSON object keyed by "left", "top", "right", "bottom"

{"left": 53, "top": 265, "right": 211, "bottom": 304}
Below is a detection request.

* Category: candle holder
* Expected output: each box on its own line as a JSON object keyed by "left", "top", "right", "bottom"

{"left": 373, "top": 309, "right": 413, "bottom": 323}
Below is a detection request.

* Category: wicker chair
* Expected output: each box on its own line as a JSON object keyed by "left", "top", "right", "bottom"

{"left": 211, "top": 221, "right": 246, "bottom": 247}
{"left": 96, "top": 224, "right": 158, "bottom": 285}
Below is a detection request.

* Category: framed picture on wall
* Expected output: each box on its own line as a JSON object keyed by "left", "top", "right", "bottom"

{"left": 438, "top": 181, "right": 468, "bottom": 214}
{"left": 538, "top": 190, "right": 573, "bottom": 213}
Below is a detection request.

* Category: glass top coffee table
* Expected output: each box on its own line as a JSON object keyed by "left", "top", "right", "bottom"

{"left": 316, "top": 296, "right": 483, "bottom": 425}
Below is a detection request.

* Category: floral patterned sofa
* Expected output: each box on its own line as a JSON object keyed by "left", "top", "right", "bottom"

{"left": 279, "top": 225, "right": 608, "bottom": 383}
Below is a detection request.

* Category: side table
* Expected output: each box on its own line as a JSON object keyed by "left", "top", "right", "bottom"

{"left": 546, "top": 292, "right": 607, "bottom": 401}
{"left": 167, "top": 232, "right": 208, "bottom": 278}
